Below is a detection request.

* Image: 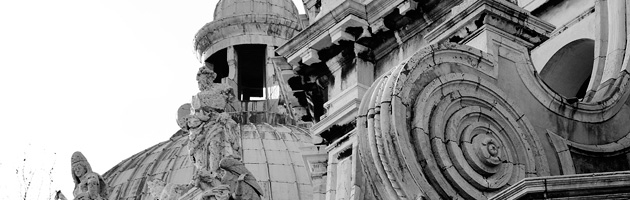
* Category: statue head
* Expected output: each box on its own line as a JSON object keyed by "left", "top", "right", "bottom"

{"left": 197, "top": 64, "right": 218, "bottom": 91}
{"left": 71, "top": 151, "right": 93, "bottom": 185}
{"left": 70, "top": 151, "right": 109, "bottom": 198}
{"left": 192, "top": 64, "right": 236, "bottom": 112}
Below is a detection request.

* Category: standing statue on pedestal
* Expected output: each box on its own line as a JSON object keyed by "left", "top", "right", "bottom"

{"left": 70, "top": 151, "right": 108, "bottom": 200}
{"left": 175, "top": 64, "right": 263, "bottom": 200}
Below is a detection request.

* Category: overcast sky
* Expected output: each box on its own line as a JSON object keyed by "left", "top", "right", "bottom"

{"left": 0, "top": 0, "right": 304, "bottom": 198}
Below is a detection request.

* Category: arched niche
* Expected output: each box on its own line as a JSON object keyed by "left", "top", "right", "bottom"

{"left": 539, "top": 38, "right": 595, "bottom": 99}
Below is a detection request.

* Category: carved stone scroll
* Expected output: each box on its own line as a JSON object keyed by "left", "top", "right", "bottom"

{"left": 357, "top": 43, "right": 549, "bottom": 200}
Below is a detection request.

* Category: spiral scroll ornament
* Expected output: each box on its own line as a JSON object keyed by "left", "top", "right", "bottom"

{"left": 358, "top": 44, "right": 548, "bottom": 200}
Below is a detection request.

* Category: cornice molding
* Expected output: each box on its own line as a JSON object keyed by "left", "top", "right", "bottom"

{"left": 425, "top": 0, "right": 554, "bottom": 46}
{"left": 194, "top": 14, "right": 301, "bottom": 62}
{"left": 490, "top": 171, "right": 630, "bottom": 199}
{"left": 311, "top": 97, "right": 361, "bottom": 136}
{"left": 276, "top": 0, "right": 366, "bottom": 63}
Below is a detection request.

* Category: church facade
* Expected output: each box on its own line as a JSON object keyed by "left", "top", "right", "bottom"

{"left": 71, "top": 0, "right": 630, "bottom": 199}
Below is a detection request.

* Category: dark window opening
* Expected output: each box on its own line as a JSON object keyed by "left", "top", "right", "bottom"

{"left": 337, "top": 147, "right": 352, "bottom": 160}
{"left": 235, "top": 44, "right": 266, "bottom": 101}
{"left": 205, "top": 48, "right": 228, "bottom": 83}
{"left": 571, "top": 150, "right": 630, "bottom": 174}
{"left": 540, "top": 39, "right": 594, "bottom": 99}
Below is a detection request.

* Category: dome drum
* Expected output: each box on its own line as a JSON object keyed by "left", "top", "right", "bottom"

{"left": 213, "top": 0, "right": 300, "bottom": 20}
{"left": 194, "top": 0, "right": 303, "bottom": 62}
{"left": 194, "top": 15, "right": 302, "bottom": 62}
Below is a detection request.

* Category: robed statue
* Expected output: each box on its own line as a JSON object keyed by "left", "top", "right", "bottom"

{"left": 169, "top": 64, "right": 263, "bottom": 200}
{"left": 70, "top": 151, "right": 108, "bottom": 200}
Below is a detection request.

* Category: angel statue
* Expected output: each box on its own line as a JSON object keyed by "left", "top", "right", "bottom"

{"left": 70, "top": 151, "right": 108, "bottom": 200}
{"left": 173, "top": 64, "right": 262, "bottom": 200}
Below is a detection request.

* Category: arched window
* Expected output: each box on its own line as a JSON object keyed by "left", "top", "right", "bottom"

{"left": 539, "top": 39, "right": 594, "bottom": 99}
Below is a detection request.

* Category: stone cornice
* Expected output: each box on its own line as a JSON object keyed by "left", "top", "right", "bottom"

{"left": 311, "top": 97, "right": 361, "bottom": 136}
{"left": 548, "top": 6, "right": 595, "bottom": 38}
{"left": 490, "top": 171, "right": 630, "bottom": 199}
{"left": 372, "top": 0, "right": 461, "bottom": 60}
{"left": 325, "top": 128, "right": 357, "bottom": 152}
{"left": 365, "top": 0, "right": 403, "bottom": 23}
{"left": 276, "top": 0, "right": 366, "bottom": 63}
{"left": 193, "top": 14, "right": 302, "bottom": 62}
{"left": 278, "top": 0, "right": 465, "bottom": 66}
{"left": 425, "top": 0, "right": 554, "bottom": 47}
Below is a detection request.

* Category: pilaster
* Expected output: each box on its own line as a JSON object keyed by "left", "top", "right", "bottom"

{"left": 277, "top": 6, "right": 374, "bottom": 200}
{"left": 311, "top": 43, "right": 373, "bottom": 136}
{"left": 279, "top": 12, "right": 373, "bottom": 132}
{"left": 302, "top": 145, "right": 329, "bottom": 200}
{"left": 324, "top": 129, "right": 360, "bottom": 200}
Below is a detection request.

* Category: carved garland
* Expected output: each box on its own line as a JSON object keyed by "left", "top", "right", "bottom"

{"left": 358, "top": 43, "right": 549, "bottom": 200}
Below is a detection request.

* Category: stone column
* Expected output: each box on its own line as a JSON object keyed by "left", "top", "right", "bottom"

{"left": 226, "top": 45, "right": 238, "bottom": 85}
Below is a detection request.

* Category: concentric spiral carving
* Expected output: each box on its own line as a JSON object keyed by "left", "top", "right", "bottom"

{"left": 412, "top": 73, "right": 538, "bottom": 199}
{"left": 358, "top": 44, "right": 548, "bottom": 200}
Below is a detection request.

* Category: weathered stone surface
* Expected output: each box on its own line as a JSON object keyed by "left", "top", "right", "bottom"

{"left": 490, "top": 171, "right": 630, "bottom": 199}
{"left": 357, "top": 43, "right": 551, "bottom": 199}
{"left": 219, "top": 158, "right": 263, "bottom": 200}
{"left": 70, "top": 152, "right": 108, "bottom": 200}
{"left": 174, "top": 65, "right": 263, "bottom": 200}
{"left": 86, "top": 0, "right": 630, "bottom": 199}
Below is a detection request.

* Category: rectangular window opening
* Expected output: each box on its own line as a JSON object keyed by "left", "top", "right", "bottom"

{"left": 235, "top": 44, "right": 267, "bottom": 101}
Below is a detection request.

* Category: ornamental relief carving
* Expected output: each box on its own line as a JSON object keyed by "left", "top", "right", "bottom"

{"left": 357, "top": 43, "right": 549, "bottom": 200}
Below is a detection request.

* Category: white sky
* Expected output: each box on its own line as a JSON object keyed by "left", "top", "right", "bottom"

{"left": 0, "top": 0, "right": 305, "bottom": 198}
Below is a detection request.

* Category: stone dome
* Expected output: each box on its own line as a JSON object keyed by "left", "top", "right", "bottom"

{"left": 102, "top": 122, "right": 316, "bottom": 200}
{"left": 213, "top": 0, "right": 300, "bottom": 21}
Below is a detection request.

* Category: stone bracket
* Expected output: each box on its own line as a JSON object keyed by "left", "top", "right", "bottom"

{"left": 277, "top": 0, "right": 366, "bottom": 66}
{"left": 302, "top": 48, "right": 322, "bottom": 65}
{"left": 369, "top": 17, "right": 389, "bottom": 33}
{"left": 285, "top": 14, "right": 370, "bottom": 67}
{"left": 397, "top": 0, "right": 418, "bottom": 16}
{"left": 425, "top": 0, "right": 554, "bottom": 49}
{"left": 328, "top": 15, "right": 369, "bottom": 45}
